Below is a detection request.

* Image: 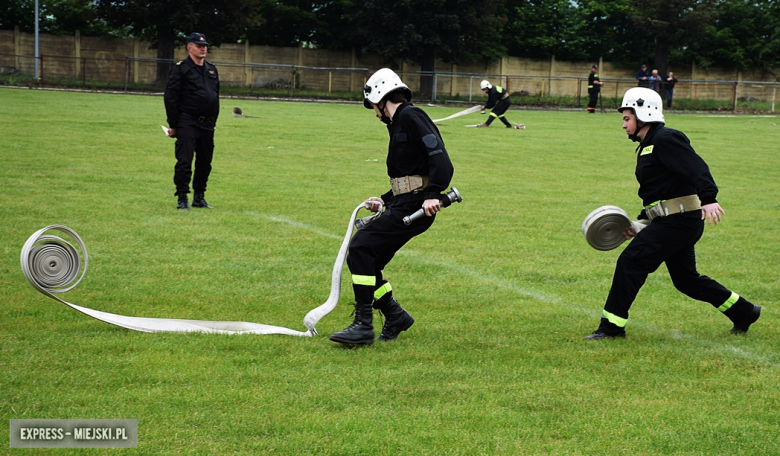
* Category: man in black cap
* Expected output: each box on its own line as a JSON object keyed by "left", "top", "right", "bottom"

{"left": 586, "top": 64, "right": 603, "bottom": 113}
{"left": 164, "top": 32, "right": 220, "bottom": 210}
{"left": 636, "top": 63, "right": 650, "bottom": 88}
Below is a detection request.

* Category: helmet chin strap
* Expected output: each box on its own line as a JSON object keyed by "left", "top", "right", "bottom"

{"left": 628, "top": 120, "right": 646, "bottom": 143}
{"left": 377, "top": 101, "right": 392, "bottom": 125}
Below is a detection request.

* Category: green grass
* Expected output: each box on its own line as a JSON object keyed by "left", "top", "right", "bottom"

{"left": 1, "top": 88, "right": 779, "bottom": 455}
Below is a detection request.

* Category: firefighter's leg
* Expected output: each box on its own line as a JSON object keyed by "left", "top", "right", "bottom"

{"left": 666, "top": 241, "right": 761, "bottom": 334}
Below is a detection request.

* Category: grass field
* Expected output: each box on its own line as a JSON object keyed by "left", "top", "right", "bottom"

{"left": 1, "top": 87, "right": 779, "bottom": 455}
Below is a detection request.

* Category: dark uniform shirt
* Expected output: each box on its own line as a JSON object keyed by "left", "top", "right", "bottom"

{"left": 380, "top": 102, "right": 454, "bottom": 204}
{"left": 588, "top": 70, "right": 600, "bottom": 93}
{"left": 636, "top": 69, "right": 651, "bottom": 88}
{"left": 164, "top": 56, "right": 220, "bottom": 129}
{"left": 635, "top": 124, "right": 718, "bottom": 217}
{"left": 484, "top": 86, "right": 509, "bottom": 109}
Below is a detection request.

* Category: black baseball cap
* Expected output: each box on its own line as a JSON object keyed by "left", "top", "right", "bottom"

{"left": 186, "top": 33, "right": 210, "bottom": 45}
{"left": 592, "top": 64, "right": 598, "bottom": 69}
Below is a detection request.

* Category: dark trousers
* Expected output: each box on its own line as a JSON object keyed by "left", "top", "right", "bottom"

{"left": 587, "top": 91, "right": 599, "bottom": 111}
{"left": 174, "top": 125, "right": 214, "bottom": 196}
{"left": 347, "top": 201, "right": 435, "bottom": 304}
{"left": 485, "top": 98, "right": 512, "bottom": 127}
{"left": 666, "top": 88, "right": 674, "bottom": 108}
{"left": 604, "top": 212, "right": 733, "bottom": 322}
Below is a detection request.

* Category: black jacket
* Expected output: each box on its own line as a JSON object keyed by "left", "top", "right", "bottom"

{"left": 635, "top": 124, "right": 718, "bottom": 218}
{"left": 588, "top": 70, "right": 600, "bottom": 93}
{"left": 164, "top": 56, "right": 220, "bottom": 129}
{"left": 381, "top": 102, "right": 454, "bottom": 204}
{"left": 484, "top": 86, "right": 510, "bottom": 109}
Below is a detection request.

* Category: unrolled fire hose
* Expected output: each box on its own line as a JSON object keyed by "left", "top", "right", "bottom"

{"left": 582, "top": 205, "right": 649, "bottom": 251}
{"left": 21, "top": 202, "right": 382, "bottom": 337}
{"left": 431, "top": 106, "right": 482, "bottom": 123}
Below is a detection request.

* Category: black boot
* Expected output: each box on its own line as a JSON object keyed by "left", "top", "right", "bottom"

{"left": 192, "top": 193, "right": 213, "bottom": 209}
{"left": 584, "top": 317, "right": 626, "bottom": 340}
{"left": 330, "top": 303, "right": 374, "bottom": 345}
{"left": 725, "top": 297, "right": 761, "bottom": 334}
{"left": 374, "top": 297, "right": 414, "bottom": 341}
{"left": 177, "top": 194, "right": 189, "bottom": 210}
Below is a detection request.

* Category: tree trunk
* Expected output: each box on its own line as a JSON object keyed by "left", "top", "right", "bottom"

{"left": 654, "top": 35, "right": 670, "bottom": 100}
{"left": 418, "top": 45, "right": 435, "bottom": 102}
{"left": 156, "top": 26, "right": 175, "bottom": 86}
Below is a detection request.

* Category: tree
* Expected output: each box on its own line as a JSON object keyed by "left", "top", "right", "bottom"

{"left": 504, "top": 0, "right": 590, "bottom": 61}
{"left": 353, "top": 0, "right": 506, "bottom": 99}
{"left": 243, "top": 0, "right": 361, "bottom": 50}
{"left": 685, "top": 0, "right": 780, "bottom": 76}
{"left": 95, "top": 0, "right": 260, "bottom": 84}
{"left": 0, "top": 0, "right": 114, "bottom": 37}
{"left": 628, "top": 0, "right": 720, "bottom": 80}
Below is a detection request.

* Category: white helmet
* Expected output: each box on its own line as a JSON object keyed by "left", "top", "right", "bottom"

{"left": 480, "top": 80, "right": 492, "bottom": 90}
{"left": 363, "top": 68, "right": 412, "bottom": 109}
{"left": 618, "top": 87, "right": 665, "bottom": 124}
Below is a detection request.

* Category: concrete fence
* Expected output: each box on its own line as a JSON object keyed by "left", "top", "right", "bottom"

{"left": 2, "top": 27, "right": 779, "bottom": 108}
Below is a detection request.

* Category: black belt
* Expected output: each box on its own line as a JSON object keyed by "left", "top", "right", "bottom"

{"left": 196, "top": 116, "right": 215, "bottom": 122}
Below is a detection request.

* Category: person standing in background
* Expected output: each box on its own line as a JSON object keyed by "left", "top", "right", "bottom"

{"left": 587, "top": 64, "right": 604, "bottom": 113}
{"left": 664, "top": 72, "right": 679, "bottom": 108}
{"left": 636, "top": 64, "right": 650, "bottom": 88}
{"left": 164, "top": 32, "right": 220, "bottom": 210}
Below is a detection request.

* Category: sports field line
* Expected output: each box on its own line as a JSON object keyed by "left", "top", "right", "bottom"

{"left": 259, "top": 211, "right": 779, "bottom": 367}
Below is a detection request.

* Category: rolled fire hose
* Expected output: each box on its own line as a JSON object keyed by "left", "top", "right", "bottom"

{"left": 20, "top": 202, "right": 378, "bottom": 336}
{"left": 581, "top": 205, "right": 631, "bottom": 251}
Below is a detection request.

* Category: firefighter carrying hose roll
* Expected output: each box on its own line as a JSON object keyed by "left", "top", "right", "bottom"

{"left": 584, "top": 87, "right": 761, "bottom": 340}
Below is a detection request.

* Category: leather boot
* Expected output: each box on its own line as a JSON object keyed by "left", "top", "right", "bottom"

{"left": 725, "top": 297, "right": 761, "bottom": 334}
{"left": 177, "top": 194, "right": 189, "bottom": 210}
{"left": 375, "top": 297, "right": 414, "bottom": 341}
{"left": 330, "top": 303, "right": 374, "bottom": 345}
{"left": 584, "top": 317, "right": 626, "bottom": 340}
{"left": 192, "top": 193, "right": 213, "bottom": 209}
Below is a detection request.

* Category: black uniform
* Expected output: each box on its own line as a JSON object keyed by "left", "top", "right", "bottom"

{"left": 598, "top": 123, "right": 757, "bottom": 334}
{"left": 484, "top": 86, "right": 513, "bottom": 127}
{"left": 164, "top": 56, "right": 220, "bottom": 197}
{"left": 664, "top": 75, "right": 678, "bottom": 108}
{"left": 347, "top": 102, "right": 454, "bottom": 305}
{"left": 587, "top": 70, "right": 600, "bottom": 113}
{"left": 636, "top": 68, "right": 650, "bottom": 87}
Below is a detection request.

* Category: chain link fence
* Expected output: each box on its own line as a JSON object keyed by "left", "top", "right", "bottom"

{"left": 2, "top": 53, "right": 779, "bottom": 112}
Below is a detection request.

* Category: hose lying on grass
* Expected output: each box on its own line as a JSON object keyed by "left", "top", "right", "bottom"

{"left": 20, "top": 202, "right": 379, "bottom": 337}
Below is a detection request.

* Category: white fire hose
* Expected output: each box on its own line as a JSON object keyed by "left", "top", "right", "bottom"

{"left": 20, "top": 202, "right": 379, "bottom": 337}
{"left": 582, "top": 205, "right": 649, "bottom": 251}
{"left": 431, "top": 105, "right": 482, "bottom": 123}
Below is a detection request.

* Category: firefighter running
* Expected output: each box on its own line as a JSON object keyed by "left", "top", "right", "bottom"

{"left": 329, "top": 68, "right": 455, "bottom": 345}
{"left": 585, "top": 87, "right": 761, "bottom": 340}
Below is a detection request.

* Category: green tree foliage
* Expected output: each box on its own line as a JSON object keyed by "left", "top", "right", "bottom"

{"left": 352, "top": 0, "right": 506, "bottom": 97}
{"left": 686, "top": 0, "right": 780, "bottom": 76}
{"left": 95, "top": 0, "right": 260, "bottom": 83}
{"left": 0, "top": 0, "right": 114, "bottom": 36}
{"left": 243, "top": 0, "right": 360, "bottom": 50}
{"left": 628, "top": 0, "right": 719, "bottom": 78}
{"left": 504, "top": 0, "right": 589, "bottom": 61}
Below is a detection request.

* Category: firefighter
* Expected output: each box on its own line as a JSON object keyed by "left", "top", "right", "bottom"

{"left": 329, "top": 68, "right": 455, "bottom": 345}
{"left": 587, "top": 64, "right": 603, "bottom": 113}
{"left": 477, "top": 80, "right": 514, "bottom": 128}
{"left": 585, "top": 87, "right": 761, "bottom": 340}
